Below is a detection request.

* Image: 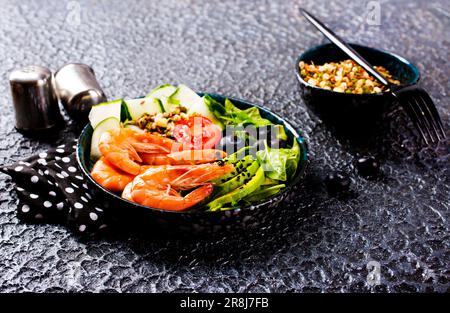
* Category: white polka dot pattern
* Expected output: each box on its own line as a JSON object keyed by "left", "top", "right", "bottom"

{"left": 65, "top": 187, "right": 74, "bottom": 194}
{"left": 38, "top": 159, "right": 47, "bottom": 165}
{"left": 0, "top": 139, "right": 107, "bottom": 236}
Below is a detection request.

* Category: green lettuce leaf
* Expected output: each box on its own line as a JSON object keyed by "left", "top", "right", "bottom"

{"left": 205, "top": 95, "right": 272, "bottom": 127}
{"left": 242, "top": 106, "right": 272, "bottom": 126}
{"left": 256, "top": 140, "right": 300, "bottom": 181}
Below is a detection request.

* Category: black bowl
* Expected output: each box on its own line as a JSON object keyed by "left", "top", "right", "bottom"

{"left": 76, "top": 93, "right": 308, "bottom": 235}
{"left": 296, "top": 43, "right": 420, "bottom": 123}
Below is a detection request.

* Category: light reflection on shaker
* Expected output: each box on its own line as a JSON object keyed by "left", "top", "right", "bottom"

{"left": 54, "top": 63, "right": 107, "bottom": 120}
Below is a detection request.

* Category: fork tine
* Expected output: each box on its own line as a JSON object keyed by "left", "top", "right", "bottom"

{"left": 415, "top": 88, "right": 446, "bottom": 140}
{"left": 411, "top": 90, "right": 442, "bottom": 142}
{"left": 408, "top": 93, "right": 435, "bottom": 142}
{"left": 409, "top": 89, "right": 439, "bottom": 143}
{"left": 397, "top": 92, "right": 430, "bottom": 145}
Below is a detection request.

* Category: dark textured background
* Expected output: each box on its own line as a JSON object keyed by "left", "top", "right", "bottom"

{"left": 0, "top": 0, "right": 449, "bottom": 292}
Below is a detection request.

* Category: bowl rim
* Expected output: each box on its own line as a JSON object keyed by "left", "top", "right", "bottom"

{"left": 76, "top": 93, "right": 309, "bottom": 216}
{"left": 295, "top": 42, "right": 420, "bottom": 96}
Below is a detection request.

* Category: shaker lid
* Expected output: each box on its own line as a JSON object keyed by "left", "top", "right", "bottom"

{"left": 9, "top": 65, "right": 52, "bottom": 85}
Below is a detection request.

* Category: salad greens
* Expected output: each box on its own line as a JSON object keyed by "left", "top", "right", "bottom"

{"left": 204, "top": 95, "right": 272, "bottom": 127}
{"left": 206, "top": 137, "right": 301, "bottom": 211}
{"left": 203, "top": 93, "right": 302, "bottom": 210}
{"left": 256, "top": 140, "right": 300, "bottom": 182}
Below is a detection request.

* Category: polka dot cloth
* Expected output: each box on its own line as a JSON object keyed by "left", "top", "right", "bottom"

{"left": 0, "top": 139, "right": 107, "bottom": 236}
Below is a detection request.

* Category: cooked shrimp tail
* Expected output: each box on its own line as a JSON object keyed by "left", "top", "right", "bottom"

{"left": 91, "top": 157, "right": 134, "bottom": 193}
{"left": 122, "top": 182, "right": 134, "bottom": 202}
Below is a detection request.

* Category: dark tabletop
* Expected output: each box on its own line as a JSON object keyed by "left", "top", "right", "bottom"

{"left": 0, "top": 0, "right": 449, "bottom": 293}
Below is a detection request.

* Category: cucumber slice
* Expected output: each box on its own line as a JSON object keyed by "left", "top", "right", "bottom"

{"left": 167, "top": 84, "right": 202, "bottom": 109}
{"left": 147, "top": 84, "right": 177, "bottom": 112}
{"left": 88, "top": 99, "right": 123, "bottom": 129}
{"left": 90, "top": 117, "right": 120, "bottom": 161}
{"left": 121, "top": 102, "right": 131, "bottom": 121}
{"left": 167, "top": 85, "right": 224, "bottom": 129}
{"left": 123, "top": 97, "right": 163, "bottom": 120}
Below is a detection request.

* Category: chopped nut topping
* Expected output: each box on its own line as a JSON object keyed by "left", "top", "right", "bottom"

{"left": 299, "top": 59, "right": 400, "bottom": 94}
{"left": 132, "top": 105, "right": 189, "bottom": 137}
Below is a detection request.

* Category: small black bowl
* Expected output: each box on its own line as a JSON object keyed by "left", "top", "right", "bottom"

{"left": 296, "top": 43, "right": 420, "bottom": 122}
{"left": 76, "top": 93, "right": 308, "bottom": 236}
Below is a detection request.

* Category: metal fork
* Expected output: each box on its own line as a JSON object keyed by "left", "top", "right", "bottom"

{"left": 300, "top": 8, "right": 446, "bottom": 145}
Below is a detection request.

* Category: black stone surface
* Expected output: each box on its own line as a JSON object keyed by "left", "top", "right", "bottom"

{"left": 0, "top": 0, "right": 449, "bottom": 292}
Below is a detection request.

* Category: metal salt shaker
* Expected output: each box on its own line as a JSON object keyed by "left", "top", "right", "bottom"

{"left": 54, "top": 63, "right": 107, "bottom": 120}
{"left": 9, "top": 65, "right": 63, "bottom": 132}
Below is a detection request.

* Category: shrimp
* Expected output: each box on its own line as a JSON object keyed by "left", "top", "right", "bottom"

{"left": 122, "top": 182, "right": 134, "bottom": 202}
{"left": 91, "top": 157, "right": 135, "bottom": 193}
{"left": 98, "top": 128, "right": 176, "bottom": 175}
{"left": 140, "top": 149, "right": 227, "bottom": 165}
{"left": 120, "top": 164, "right": 155, "bottom": 201}
{"left": 130, "top": 163, "right": 234, "bottom": 211}
{"left": 135, "top": 163, "right": 235, "bottom": 190}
